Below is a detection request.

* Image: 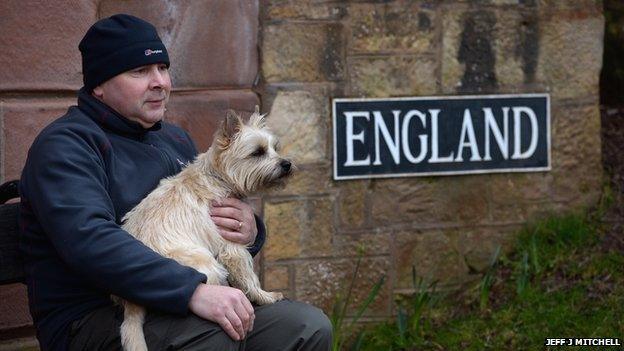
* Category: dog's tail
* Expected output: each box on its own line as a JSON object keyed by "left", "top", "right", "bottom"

{"left": 120, "top": 300, "right": 148, "bottom": 351}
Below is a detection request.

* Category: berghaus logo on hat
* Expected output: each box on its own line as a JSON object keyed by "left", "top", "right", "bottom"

{"left": 144, "top": 49, "right": 163, "bottom": 56}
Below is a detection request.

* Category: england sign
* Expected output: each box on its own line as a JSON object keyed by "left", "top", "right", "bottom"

{"left": 332, "top": 94, "right": 550, "bottom": 180}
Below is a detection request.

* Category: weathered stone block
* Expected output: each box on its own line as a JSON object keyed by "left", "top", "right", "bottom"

{"left": 487, "top": 173, "right": 554, "bottom": 222}
{"left": 348, "top": 56, "right": 437, "bottom": 97}
{"left": 0, "top": 1, "right": 96, "bottom": 91}
{"left": 294, "top": 257, "right": 391, "bottom": 316}
{"left": 262, "top": 23, "right": 344, "bottom": 83}
{"left": 0, "top": 284, "right": 31, "bottom": 330}
{"left": 370, "top": 176, "right": 489, "bottom": 227}
{"left": 264, "top": 200, "right": 304, "bottom": 261}
{"left": 370, "top": 178, "right": 442, "bottom": 226}
{"left": 263, "top": 264, "right": 290, "bottom": 291}
{"left": 441, "top": 8, "right": 540, "bottom": 93}
{"left": 537, "top": 0, "right": 602, "bottom": 12}
{"left": 393, "top": 229, "right": 471, "bottom": 288}
{"left": 264, "top": 197, "right": 334, "bottom": 261}
{"left": 264, "top": 164, "right": 334, "bottom": 197}
{"left": 337, "top": 180, "right": 369, "bottom": 229}
{"left": 263, "top": 0, "right": 346, "bottom": 21}
{"left": 550, "top": 104, "right": 602, "bottom": 204}
{"left": 165, "top": 90, "right": 259, "bottom": 152}
{"left": 347, "top": 3, "right": 436, "bottom": 54}
{"left": 2, "top": 98, "right": 74, "bottom": 182}
{"left": 489, "top": 173, "right": 552, "bottom": 204}
{"left": 333, "top": 231, "right": 391, "bottom": 257}
{"left": 456, "top": 226, "right": 519, "bottom": 273}
{"left": 99, "top": 0, "right": 259, "bottom": 89}
{"left": 536, "top": 13, "right": 604, "bottom": 100}
{"left": 266, "top": 90, "right": 327, "bottom": 164}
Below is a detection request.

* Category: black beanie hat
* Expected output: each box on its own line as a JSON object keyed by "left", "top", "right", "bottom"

{"left": 79, "top": 14, "right": 170, "bottom": 91}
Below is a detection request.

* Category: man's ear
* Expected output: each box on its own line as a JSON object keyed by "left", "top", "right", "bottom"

{"left": 92, "top": 85, "right": 104, "bottom": 99}
{"left": 216, "top": 109, "right": 243, "bottom": 149}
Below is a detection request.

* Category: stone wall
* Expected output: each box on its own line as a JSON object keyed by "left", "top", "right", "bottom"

{"left": 258, "top": 0, "right": 604, "bottom": 319}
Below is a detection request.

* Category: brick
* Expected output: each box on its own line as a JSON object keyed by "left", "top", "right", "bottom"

{"left": 262, "top": 23, "right": 344, "bottom": 83}
{"left": 348, "top": 3, "right": 436, "bottom": 54}
{"left": 294, "top": 257, "right": 391, "bottom": 316}
{"left": 99, "top": 0, "right": 258, "bottom": 88}
{"left": 393, "top": 229, "right": 471, "bottom": 288}
{"left": 0, "top": 1, "right": 96, "bottom": 91}
{"left": 165, "top": 90, "right": 259, "bottom": 152}
{"left": 263, "top": 0, "right": 347, "bottom": 21}
{"left": 348, "top": 56, "right": 437, "bottom": 97}
{"left": 265, "top": 90, "right": 327, "bottom": 164}
{"left": 2, "top": 98, "right": 74, "bottom": 182}
{"left": 263, "top": 198, "right": 334, "bottom": 262}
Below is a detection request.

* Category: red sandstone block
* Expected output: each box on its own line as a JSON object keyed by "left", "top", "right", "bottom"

{"left": 2, "top": 98, "right": 74, "bottom": 182}
{"left": 0, "top": 284, "right": 31, "bottom": 331}
{"left": 99, "top": 0, "right": 259, "bottom": 89}
{"left": 166, "top": 90, "right": 260, "bottom": 152}
{"left": 0, "top": 1, "right": 97, "bottom": 91}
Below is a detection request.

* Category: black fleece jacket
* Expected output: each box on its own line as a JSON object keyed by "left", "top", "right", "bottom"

{"left": 19, "top": 89, "right": 265, "bottom": 351}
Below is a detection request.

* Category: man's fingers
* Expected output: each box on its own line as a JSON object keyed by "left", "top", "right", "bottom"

{"left": 233, "top": 300, "right": 252, "bottom": 334}
{"left": 225, "top": 311, "right": 245, "bottom": 340}
{"left": 210, "top": 206, "right": 243, "bottom": 220}
{"left": 211, "top": 216, "right": 243, "bottom": 232}
{"left": 218, "top": 315, "right": 242, "bottom": 341}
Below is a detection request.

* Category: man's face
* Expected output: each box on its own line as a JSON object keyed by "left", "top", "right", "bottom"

{"left": 92, "top": 63, "right": 171, "bottom": 128}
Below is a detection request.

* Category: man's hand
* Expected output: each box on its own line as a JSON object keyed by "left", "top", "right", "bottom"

{"left": 210, "top": 198, "right": 258, "bottom": 246}
{"left": 189, "top": 283, "right": 255, "bottom": 341}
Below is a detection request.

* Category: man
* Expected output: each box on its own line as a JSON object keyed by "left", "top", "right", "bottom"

{"left": 19, "top": 14, "right": 331, "bottom": 351}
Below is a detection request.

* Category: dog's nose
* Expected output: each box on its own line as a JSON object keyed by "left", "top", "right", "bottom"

{"left": 280, "top": 160, "right": 291, "bottom": 172}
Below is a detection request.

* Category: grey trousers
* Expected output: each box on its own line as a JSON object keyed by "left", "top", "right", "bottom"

{"left": 68, "top": 300, "right": 332, "bottom": 350}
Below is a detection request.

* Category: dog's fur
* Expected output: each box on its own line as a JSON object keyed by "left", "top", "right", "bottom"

{"left": 118, "top": 106, "right": 291, "bottom": 351}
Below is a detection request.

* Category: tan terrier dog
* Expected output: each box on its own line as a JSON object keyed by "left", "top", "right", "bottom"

{"left": 118, "top": 106, "right": 291, "bottom": 351}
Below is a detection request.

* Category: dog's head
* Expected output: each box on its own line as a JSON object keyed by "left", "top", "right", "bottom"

{"left": 210, "top": 106, "right": 294, "bottom": 195}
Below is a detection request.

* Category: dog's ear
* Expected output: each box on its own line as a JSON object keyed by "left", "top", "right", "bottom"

{"left": 249, "top": 105, "right": 268, "bottom": 129}
{"left": 216, "top": 109, "right": 243, "bottom": 149}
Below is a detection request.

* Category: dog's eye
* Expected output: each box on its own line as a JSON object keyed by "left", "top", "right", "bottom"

{"left": 250, "top": 148, "right": 265, "bottom": 157}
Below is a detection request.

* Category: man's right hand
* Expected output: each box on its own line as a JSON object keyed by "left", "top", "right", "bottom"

{"left": 188, "top": 283, "right": 255, "bottom": 341}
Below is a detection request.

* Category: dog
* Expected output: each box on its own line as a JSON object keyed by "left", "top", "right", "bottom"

{"left": 118, "top": 106, "right": 291, "bottom": 351}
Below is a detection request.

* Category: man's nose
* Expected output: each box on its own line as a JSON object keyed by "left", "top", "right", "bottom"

{"left": 149, "top": 68, "right": 168, "bottom": 89}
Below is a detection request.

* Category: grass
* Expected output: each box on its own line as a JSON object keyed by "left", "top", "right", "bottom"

{"left": 336, "top": 208, "right": 624, "bottom": 350}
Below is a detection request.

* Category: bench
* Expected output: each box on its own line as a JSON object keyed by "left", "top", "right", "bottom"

{"left": 0, "top": 180, "right": 24, "bottom": 285}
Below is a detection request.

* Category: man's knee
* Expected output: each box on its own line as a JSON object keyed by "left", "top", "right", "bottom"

{"left": 296, "top": 302, "right": 332, "bottom": 343}
{"left": 253, "top": 300, "right": 332, "bottom": 350}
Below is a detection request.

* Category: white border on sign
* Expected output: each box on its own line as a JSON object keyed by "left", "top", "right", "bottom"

{"left": 331, "top": 93, "right": 551, "bottom": 181}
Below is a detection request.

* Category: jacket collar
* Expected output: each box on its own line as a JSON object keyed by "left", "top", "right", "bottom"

{"left": 77, "top": 87, "right": 162, "bottom": 137}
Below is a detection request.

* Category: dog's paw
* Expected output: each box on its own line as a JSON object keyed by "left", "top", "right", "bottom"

{"left": 254, "top": 290, "right": 284, "bottom": 305}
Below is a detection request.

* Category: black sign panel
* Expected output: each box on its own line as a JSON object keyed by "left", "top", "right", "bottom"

{"left": 332, "top": 94, "right": 550, "bottom": 180}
